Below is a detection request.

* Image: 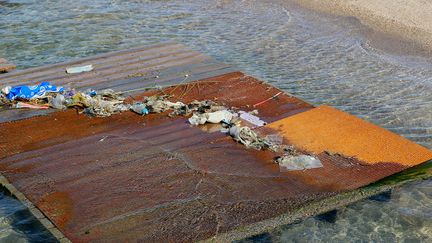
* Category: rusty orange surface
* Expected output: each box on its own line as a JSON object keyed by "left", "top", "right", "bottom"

{"left": 266, "top": 105, "right": 432, "bottom": 166}
{"left": 0, "top": 72, "right": 321, "bottom": 242}
{"left": 0, "top": 71, "right": 430, "bottom": 241}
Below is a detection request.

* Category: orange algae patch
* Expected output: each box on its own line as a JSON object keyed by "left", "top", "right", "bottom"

{"left": 267, "top": 105, "right": 432, "bottom": 166}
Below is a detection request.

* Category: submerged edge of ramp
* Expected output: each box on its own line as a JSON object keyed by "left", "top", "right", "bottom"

{"left": 204, "top": 161, "right": 432, "bottom": 242}
{"left": 206, "top": 105, "right": 432, "bottom": 242}
{"left": 0, "top": 175, "right": 70, "bottom": 242}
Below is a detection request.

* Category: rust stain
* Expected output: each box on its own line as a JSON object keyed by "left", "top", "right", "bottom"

{"left": 0, "top": 162, "right": 35, "bottom": 174}
{"left": 38, "top": 191, "right": 73, "bottom": 229}
{"left": 266, "top": 105, "right": 432, "bottom": 166}
{"left": 0, "top": 72, "right": 319, "bottom": 242}
{"left": 0, "top": 72, "right": 313, "bottom": 160}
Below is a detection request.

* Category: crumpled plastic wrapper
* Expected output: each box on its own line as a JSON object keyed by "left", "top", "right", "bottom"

{"left": 188, "top": 110, "right": 234, "bottom": 126}
{"left": 276, "top": 155, "right": 323, "bottom": 171}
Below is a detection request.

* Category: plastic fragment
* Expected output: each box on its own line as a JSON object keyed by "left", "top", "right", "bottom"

{"left": 239, "top": 110, "right": 266, "bottom": 127}
{"left": 265, "top": 134, "right": 283, "bottom": 145}
{"left": 82, "top": 93, "right": 128, "bottom": 117}
{"left": 253, "top": 91, "right": 282, "bottom": 107}
{"left": 131, "top": 96, "right": 228, "bottom": 120}
{"left": 1, "top": 86, "right": 11, "bottom": 95}
{"left": 131, "top": 103, "right": 149, "bottom": 115}
{"left": 276, "top": 155, "right": 323, "bottom": 171}
{"left": 50, "top": 94, "right": 66, "bottom": 110}
{"left": 6, "top": 82, "right": 64, "bottom": 100}
{"left": 64, "top": 89, "right": 76, "bottom": 99}
{"left": 130, "top": 96, "right": 188, "bottom": 116}
{"left": 59, "top": 89, "right": 129, "bottom": 117}
{"left": 15, "top": 102, "right": 49, "bottom": 109}
{"left": 89, "top": 90, "right": 97, "bottom": 97}
{"left": 250, "top": 109, "right": 259, "bottom": 115}
{"left": 66, "top": 65, "right": 93, "bottom": 74}
{"left": 229, "top": 125, "right": 269, "bottom": 150}
{"left": 207, "top": 110, "right": 234, "bottom": 123}
{"left": 188, "top": 110, "right": 235, "bottom": 126}
{"left": 188, "top": 113, "right": 208, "bottom": 126}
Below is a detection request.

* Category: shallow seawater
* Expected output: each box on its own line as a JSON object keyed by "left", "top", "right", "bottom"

{"left": 241, "top": 180, "right": 432, "bottom": 243}
{"left": 0, "top": 189, "right": 57, "bottom": 242}
{"left": 0, "top": 0, "right": 431, "bottom": 242}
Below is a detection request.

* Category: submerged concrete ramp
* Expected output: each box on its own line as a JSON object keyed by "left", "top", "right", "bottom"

{"left": 0, "top": 44, "right": 431, "bottom": 242}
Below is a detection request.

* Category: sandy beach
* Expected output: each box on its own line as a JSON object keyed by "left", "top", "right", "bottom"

{"left": 288, "top": 0, "right": 432, "bottom": 52}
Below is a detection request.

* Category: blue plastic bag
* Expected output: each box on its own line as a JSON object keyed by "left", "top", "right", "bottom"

{"left": 6, "top": 82, "right": 64, "bottom": 100}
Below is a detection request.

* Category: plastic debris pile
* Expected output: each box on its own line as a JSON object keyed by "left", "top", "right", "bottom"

{"left": 0, "top": 82, "right": 128, "bottom": 117}
{"left": 4, "top": 82, "right": 64, "bottom": 100}
{"left": 187, "top": 108, "right": 282, "bottom": 152}
{"left": 70, "top": 89, "right": 129, "bottom": 117}
{"left": 0, "top": 82, "right": 322, "bottom": 170}
{"left": 1, "top": 82, "right": 64, "bottom": 110}
{"left": 238, "top": 110, "right": 266, "bottom": 127}
{"left": 228, "top": 125, "right": 277, "bottom": 151}
{"left": 131, "top": 96, "right": 226, "bottom": 118}
{"left": 186, "top": 107, "right": 323, "bottom": 169}
{"left": 131, "top": 95, "right": 283, "bottom": 152}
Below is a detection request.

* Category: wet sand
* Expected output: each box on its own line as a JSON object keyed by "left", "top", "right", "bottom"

{"left": 288, "top": 0, "right": 432, "bottom": 53}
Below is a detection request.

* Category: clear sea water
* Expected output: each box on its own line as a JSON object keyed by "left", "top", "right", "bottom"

{"left": 0, "top": 0, "right": 431, "bottom": 242}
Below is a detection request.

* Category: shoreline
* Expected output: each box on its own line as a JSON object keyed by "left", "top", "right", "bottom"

{"left": 286, "top": 0, "right": 432, "bottom": 54}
